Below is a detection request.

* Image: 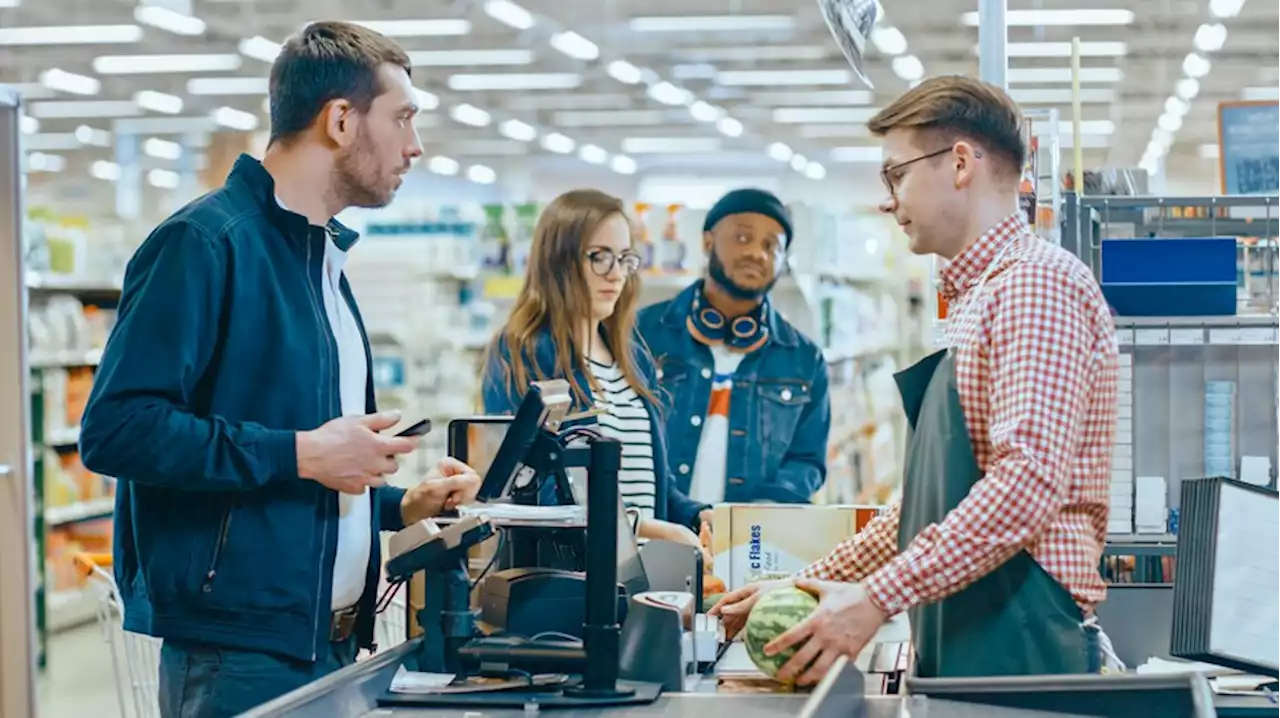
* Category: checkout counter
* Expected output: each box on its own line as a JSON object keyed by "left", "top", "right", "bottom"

{"left": 243, "top": 385, "right": 1276, "bottom": 718}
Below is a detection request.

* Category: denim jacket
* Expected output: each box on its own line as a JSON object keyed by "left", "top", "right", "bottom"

{"left": 635, "top": 283, "right": 830, "bottom": 503}
{"left": 479, "top": 328, "right": 708, "bottom": 529}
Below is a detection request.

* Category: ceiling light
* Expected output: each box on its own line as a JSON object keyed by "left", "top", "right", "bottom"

{"left": 1176, "top": 78, "right": 1201, "bottom": 101}
{"left": 144, "top": 137, "right": 183, "bottom": 160}
{"left": 628, "top": 15, "right": 794, "bottom": 32}
{"left": 448, "top": 73, "right": 582, "bottom": 91}
{"left": 999, "top": 42, "right": 1127, "bottom": 58}
{"left": 412, "top": 88, "right": 439, "bottom": 111}
{"left": 483, "top": 0, "right": 536, "bottom": 30}
{"left": 148, "top": 168, "right": 181, "bottom": 189}
{"left": 607, "top": 60, "right": 644, "bottom": 85}
{"left": 90, "top": 160, "right": 121, "bottom": 181}
{"left": 803, "top": 162, "right": 826, "bottom": 180}
{"left": 498, "top": 119, "right": 537, "bottom": 142}
{"left": 789, "top": 154, "right": 808, "bottom": 171}
{"left": 550, "top": 31, "right": 599, "bottom": 61}
{"left": 578, "top": 144, "right": 608, "bottom": 164}
{"left": 95, "top": 54, "right": 243, "bottom": 74}
{"left": 767, "top": 142, "right": 793, "bottom": 161}
{"left": 773, "top": 107, "right": 880, "bottom": 124}
{"left": 30, "top": 101, "right": 142, "bottom": 119}
{"left": 716, "top": 69, "right": 852, "bottom": 86}
{"left": 20, "top": 116, "right": 39, "bottom": 134}
{"left": 467, "top": 164, "right": 496, "bottom": 184}
{"left": 1010, "top": 88, "right": 1116, "bottom": 104}
{"left": 112, "top": 117, "right": 217, "bottom": 135}
{"left": 1209, "top": 0, "right": 1245, "bottom": 18}
{"left": 74, "top": 125, "right": 111, "bottom": 146}
{"left": 187, "top": 77, "right": 269, "bottom": 95}
{"left": 427, "top": 156, "right": 459, "bottom": 175}
{"left": 354, "top": 19, "right": 470, "bottom": 36}
{"left": 716, "top": 116, "right": 744, "bottom": 137}
{"left": 449, "top": 104, "right": 491, "bottom": 127}
{"left": 239, "top": 36, "right": 282, "bottom": 63}
{"left": 647, "top": 81, "right": 691, "bottom": 106}
{"left": 1193, "top": 23, "right": 1228, "bottom": 53}
{"left": 1006, "top": 67, "right": 1124, "bottom": 83}
{"left": 754, "top": 91, "right": 873, "bottom": 107}
{"left": 1165, "top": 96, "right": 1191, "bottom": 118}
{"left": 212, "top": 106, "right": 258, "bottom": 131}
{"left": 610, "top": 155, "right": 638, "bottom": 174}
{"left": 22, "top": 134, "right": 81, "bottom": 152}
{"left": 1158, "top": 113, "right": 1183, "bottom": 133}
{"left": 540, "top": 132, "right": 575, "bottom": 153}
{"left": 688, "top": 101, "right": 722, "bottom": 122}
{"left": 676, "top": 45, "right": 827, "bottom": 62}
{"left": 621, "top": 137, "right": 721, "bottom": 154}
{"left": 134, "top": 5, "right": 206, "bottom": 36}
{"left": 1198, "top": 143, "right": 1220, "bottom": 160}
{"left": 1242, "top": 86, "right": 1280, "bottom": 102}
{"left": 830, "top": 146, "right": 884, "bottom": 162}
{"left": 38, "top": 68, "right": 100, "bottom": 96}
{"left": 554, "top": 110, "right": 666, "bottom": 127}
{"left": 1182, "top": 53, "right": 1211, "bottom": 78}
{"left": 960, "top": 9, "right": 1134, "bottom": 26}
{"left": 672, "top": 63, "right": 718, "bottom": 80}
{"left": 26, "top": 152, "right": 66, "bottom": 173}
{"left": 11, "top": 84, "right": 57, "bottom": 100}
{"left": 892, "top": 55, "right": 925, "bottom": 81}
{"left": 409, "top": 49, "right": 532, "bottom": 67}
{"left": 1152, "top": 129, "right": 1174, "bottom": 149}
{"left": 0, "top": 24, "right": 142, "bottom": 45}
{"left": 135, "top": 90, "right": 184, "bottom": 115}
{"left": 870, "top": 26, "right": 907, "bottom": 55}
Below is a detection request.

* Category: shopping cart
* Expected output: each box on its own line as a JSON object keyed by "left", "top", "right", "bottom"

{"left": 73, "top": 552, "right": 161, "bottom": 718}
{"left": 373, "top": 582, "right": 410, "bottom": 652}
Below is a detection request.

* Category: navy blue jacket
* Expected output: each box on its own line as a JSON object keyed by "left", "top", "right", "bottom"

{"left": 79, "top": 155, "right": 405, "bottom": 662}
{"left": 636, "top": 282, "right": 831, "bottom": 503}
{"left": 479, "top": 329, "right": 707, "bottom": 529}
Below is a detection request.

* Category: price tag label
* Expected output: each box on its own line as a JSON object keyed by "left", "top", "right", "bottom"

{"left": 1115, "top": 329, "right": 1135, "bottom": 346}
{"left": 1169, "top": 328, "right": 1205, "bottom": 346}
{"left": 1209, "top": 328, "right": 1242, "bottom": 345}
{"left": 1135, "top": 328, "right": 1170, "bottom": 346}
{"left": 1238, "top": 327, "right": 1279, "bottom": 345}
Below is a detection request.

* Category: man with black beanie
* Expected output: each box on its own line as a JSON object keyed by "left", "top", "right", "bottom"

{"left": 637, "top": 188, "right": 831, "bottom": 514}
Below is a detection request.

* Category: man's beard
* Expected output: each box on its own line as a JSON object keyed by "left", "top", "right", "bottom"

{"left": 333, "top": 131, "right": 392, "bottom": 209}
{"left": 707, "top": 248, "right": 777, "bottom": 301}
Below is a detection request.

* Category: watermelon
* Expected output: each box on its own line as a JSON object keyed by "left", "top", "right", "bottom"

{"left": 742, "top": 585, "right": 818, "bottom": 680}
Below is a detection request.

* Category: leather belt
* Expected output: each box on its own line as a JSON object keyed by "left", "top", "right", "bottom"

{"left": 329, "top": 606, "right": 359, "bottom": 643}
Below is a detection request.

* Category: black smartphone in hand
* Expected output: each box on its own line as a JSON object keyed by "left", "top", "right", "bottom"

{"left": 395, "top": 418, "right": 432, "bottom": 437}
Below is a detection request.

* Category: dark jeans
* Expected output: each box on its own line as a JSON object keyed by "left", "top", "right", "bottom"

{"left": 158, "top": 638, "right": 357, "bottom": 718}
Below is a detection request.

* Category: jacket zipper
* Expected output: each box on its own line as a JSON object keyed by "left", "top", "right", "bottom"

{"left": 304, "top": 234, "right": 330, "bottom": 661}
{"left": 201, "top": 504, "right": 234, "bottom": 592}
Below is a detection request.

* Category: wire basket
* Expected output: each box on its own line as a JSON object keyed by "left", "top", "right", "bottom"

{"left": 375, "top": 589, "right": 409, "bottom": 652}
{"left": 73, "top": 553, "right": 161, "bottom": 718}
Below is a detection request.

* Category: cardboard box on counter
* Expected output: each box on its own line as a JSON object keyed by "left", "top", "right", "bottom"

{"left": 709, "top": 503, "right": 885, "bottom": 591}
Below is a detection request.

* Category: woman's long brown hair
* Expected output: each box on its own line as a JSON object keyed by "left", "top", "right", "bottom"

{"left": 485, "top": 189, "right": 657, "bottom": 409}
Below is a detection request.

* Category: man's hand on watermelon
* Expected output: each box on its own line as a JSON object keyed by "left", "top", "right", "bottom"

{"left": 708, "top": 579, "right": 793, "bottom": 640}
{"left": 765, "top": 578, "right": 888, "bottom": 686}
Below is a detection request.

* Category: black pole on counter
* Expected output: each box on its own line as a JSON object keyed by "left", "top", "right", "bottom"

{"left": 563, "top": 435, "right": 634, "bottom": 699}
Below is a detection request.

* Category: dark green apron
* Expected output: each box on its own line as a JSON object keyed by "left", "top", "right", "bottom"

{"left": 893, "top": 347, "right": 1100, "bottom": 678}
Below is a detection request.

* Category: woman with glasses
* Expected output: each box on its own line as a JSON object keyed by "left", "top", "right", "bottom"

{"left": 480, "top": 189, "right": 709, "bottom": 549}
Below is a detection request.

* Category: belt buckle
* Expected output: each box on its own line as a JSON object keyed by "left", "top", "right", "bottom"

{"left": 329, "top": 606, "right": 358, "bottom": 642}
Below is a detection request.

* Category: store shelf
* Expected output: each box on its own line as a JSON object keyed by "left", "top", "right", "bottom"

{"left": 45, "top": 497, "right": 114, "bottom": 528}
{"left": 1105, "top": 534, "right": 1179, "bottom": 557}
{"left": 29, "top": 348, "right": 103, "bottom": 369}
{"left": 41, "top": 425, "right": 81, "bottom": 448}
{"left": 24, "top": 271, "right": 123, "bottom": 294}
{"left": 47, "top": 588, "right": 98, "bottom": 632}
{"left": 1115, "top": 316, "right": 1279, "bottom": 347}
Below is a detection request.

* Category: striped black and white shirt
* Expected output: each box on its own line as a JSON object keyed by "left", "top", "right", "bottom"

{"left": 587, "top": 358, "right": 658, "bottom": 522}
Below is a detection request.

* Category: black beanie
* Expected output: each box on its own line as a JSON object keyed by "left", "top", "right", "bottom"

{"left": 702, "top": 188, "right": 794, "bottom": 247}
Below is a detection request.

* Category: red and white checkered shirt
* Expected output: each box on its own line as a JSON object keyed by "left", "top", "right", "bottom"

{"left": 801, "top": 213, "right": 1118, "bottom": 617}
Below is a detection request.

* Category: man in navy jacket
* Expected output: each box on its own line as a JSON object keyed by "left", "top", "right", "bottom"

{"left": 79, "top": 22, "right": 478, "bottom": 718}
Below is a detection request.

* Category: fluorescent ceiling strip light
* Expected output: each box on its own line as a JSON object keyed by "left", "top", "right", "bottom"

{"left": 144, "top": 137, "right": 183, "bottom": 160}
{"left": 134, "top": 5, "right": 206, "bottom": 36}
{"left": 1193, "top": 23, "right": 1228, "bottom": 53}
{"left": 773, "top": 107, "right": 881, "bottom": 124}
{"left": 22, "top": 134, "right": 81, "bottom": 151}
{"left": 450, "top": 103, "right": 491, "bottom": 127}
{"left": 447, "top": 73, "right": 582, "bottom": 91}
{"left": 578, "top": 144, "right": 608, "bottom": 164}
{"left": 498, "top": 119, "right": 538, "bottom": 142}
{"left": 767, "top": 142, "right": 793, "bottom": 161}
{"left": 540, "top": 133, "right": 575, "bottom": 153}
{"left": 1165, "top": 96, "right": 1191, "bottom": 118}
{"left": 1176, "top": 78, "right": 1201, "bottom": 100}
{"left": 413, "top": 88, "right": 440, "bottom": 111}
{"left": 892, "top": 55, "right": 925, "bottom": 82}
{"left": 671, "top": 63, "right": 718, "bottom": 80}
{"left": 676, "top": 45, "right": 827, "bottom": 62}
{"left": 798, "top": 124, "right": 872, "bottom": 139}
{"left": 752, "top": 90, "right": 874, "bottom": 106}
{"left": 467, "top": 164, "right": 496, "bottom": 184}
{"left": 26, "top": 153, "right": 67, "bottom": 173}
{"left": 354, "top": 19, "right": 470, "bottom": 36}
{"left": 427, "top": 156, "right": 459, "bottom": 175}
{"left": 610, "top": 155, "right": 637, "bottom": 175}
{"left": 1157, "top": 113, "right": 1183, "bottom": 133}
{"left": 148, "top": 168, "right": 182, "bottom": 189}
{"left": 484, "top": 0, "right": 536, "bottom": 30}
{"left": 1182, "top": 53, "right": 1211, "bottom": 78}
{"left": 621, "top": 137, "right": 721, "bottom": 154}
{"left": 0, "top": 24, "right": 143, "bottom": 45}
{"left": 804, "top": 162, "right": 826, "bottom": 180}
{"left": 607, "top": 60, "right": 644, "bottom": 85}
{"left": 94, "top": 54, "right": 243, "bottom": 74}
{"left": 1198, "top": 143, "right": 1220, "bottom": 160}
{"left": 39, "top": 68, "right": 101, "bottom": 96}
{"left": 29, "top": 101, "right": 142, "bottom": 119}
{"left": 553, "top": 110, "right": 667, "bottom": 127}
{"left": 790, "top": 154, "right": 808, "bottom": 171}
{"left": 74, "top": 125, "right": 112, "bottom": 146}
{"left": 1209, "top": 0, "right": 1245, "bottom": 18}
{"left": 716, "top": 69, "right": 851, "bottom": 86}
{"left": 1242, "top": 86, "right": 1280, "bottom": 101}
{"left": 550, "top": 31, "right": 599, "bottom": 61}
{"left": 0, "top": 0, "right": 21, "bottom": 9}
{"left": 187, "top": 77, "right": 269, "bottom": 95}
{"left": 870, "top": 26, "right": 907, "bottom": 55}
{"left": 716, "top": 117, "right": 743, "bottom": 137}
{"left": 629, "top": 15, "right": 794, "bottom": 32}
{"left": 960, "top": 9, "right": 1134, "bottom": 26}
{"left": 212, "top": 106, "right": 258, "bottom": 131}
{"left": 239, "top": 36, "right": 282, "bottom": 63}
{"left": 20, "top": 116, "right": 39, "bottom": 134}
{"left": 830, "top": 146, "right": 884, "bottom": 162}
{"left": 91, "top": 160, "right": 122, "bottom": 181}
{"left": 113, "top": 116, "right": 216, "bottom": 134}
{"left": 998, "top": 42, "right": 1128, "bottom": 58}
{"left": 688, "top": 101, "right": 722, "bottom": 122}
{"left": 1010, "top": 88, "right": 1116, "bottom": 104}
{"left": 647, "top": 82, "right": 691, "bottom": 106}
{"left": 408, "top": 49, "right": 532, "bottom": 66}
{"left": 1006, "top": 67, "right": 1123, "bottom": 83}
{"left": 135, "top": 90, "right": 184, "bottom": 114}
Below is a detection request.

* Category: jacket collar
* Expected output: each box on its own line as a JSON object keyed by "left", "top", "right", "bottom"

{"left": 226, "top": 154, "right": 360, "bottom": 252}
{"left": 659, "top": 279, "right": 799, "bottom": 348}
{"left": 938, "top": 212, "right": 1027, "bottom": 303}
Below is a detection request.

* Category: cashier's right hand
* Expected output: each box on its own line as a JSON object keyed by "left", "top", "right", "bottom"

{"left": 708, "top": 579, "right": 793, "bottom": 640}
{"left": 295, "top": 411, "right": 420, "bottom": 495}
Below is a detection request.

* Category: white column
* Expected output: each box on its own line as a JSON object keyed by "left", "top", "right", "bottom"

{"left": 977, "top": 0, "right": 1009, "bottom": 88}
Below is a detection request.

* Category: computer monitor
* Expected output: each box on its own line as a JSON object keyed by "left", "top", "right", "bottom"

{"left": 471, "top": 380, "right": 572, "bottom": 501}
